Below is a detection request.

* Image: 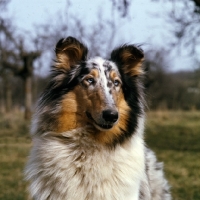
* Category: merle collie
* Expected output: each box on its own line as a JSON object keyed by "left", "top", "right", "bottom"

{"left": 25, "top": 37, "right": 171, "bottom": 200}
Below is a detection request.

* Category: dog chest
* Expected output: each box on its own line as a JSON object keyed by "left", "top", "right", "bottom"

{"left": 28, "top": 134, "right": 145, "bottom": 200}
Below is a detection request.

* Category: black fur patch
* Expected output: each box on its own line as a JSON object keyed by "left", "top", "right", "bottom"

{"left": 110, "top": 45, "right": 145, "bottom": 146}
{"left": 39, "top": 62, "right": 90, "bottom": 108}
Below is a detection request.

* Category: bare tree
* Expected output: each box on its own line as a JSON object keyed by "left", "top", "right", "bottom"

{"left": 151, "top": 0, "right": 200, "bottom": 63}
{"left": 0, "top": 1, "right": 41, "bottom": 118}
{"left": 0, "top": 1, "right": 17, "bottom": 113}
{"left": 20, "top": 51, "right": 41, "bottom": 119}
{"left": 111, "top": 0, "right": 131, "bottom": 17}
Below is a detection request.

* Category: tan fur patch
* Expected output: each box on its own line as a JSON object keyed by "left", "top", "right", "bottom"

{"left": 90, "top": 69, "right": 99, "bottom": 78}
{"left": 121, "top": 50, "right": 144, "bottom": 76}
{"left": 56, "top": 91, "right": 86, "bottom": 132}
{"left": 109, "top": 70, "right": 118, "bottom": 80}
{"left": 56, "top": 43, "right": 86, "bottom": 70}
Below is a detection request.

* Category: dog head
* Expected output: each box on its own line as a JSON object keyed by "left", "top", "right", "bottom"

{"left": 35, "top": 36, "right": 144, "bottom": 146}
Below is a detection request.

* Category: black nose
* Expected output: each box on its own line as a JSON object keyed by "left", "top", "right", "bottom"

{"left": 102, "top": 109, "right": 118, "bottom": 123}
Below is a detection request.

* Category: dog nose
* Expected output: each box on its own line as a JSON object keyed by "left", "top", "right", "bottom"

{"left": 102, "top": 109, "right": 118, "bottom": 123}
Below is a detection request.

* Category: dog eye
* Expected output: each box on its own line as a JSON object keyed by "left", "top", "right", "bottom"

{"left": 87, "top": 78, "right": 95, "bottom": 84}
{"left": 114, "top": 80, "right": 120, "bottom": 86}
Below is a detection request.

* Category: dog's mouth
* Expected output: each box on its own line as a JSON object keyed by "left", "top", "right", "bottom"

{"left": 86, "top": 112, "right": 114, "bottom": 130}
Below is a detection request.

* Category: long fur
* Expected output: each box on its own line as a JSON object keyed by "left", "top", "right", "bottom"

{"left": 25, "top": 36, "right": 171, "bottom": 200}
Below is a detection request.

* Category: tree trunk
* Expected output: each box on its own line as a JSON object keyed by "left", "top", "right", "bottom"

{"left": 0, "top": 79, "right": 5, "bottom": 113}
{"left": 4, "top": 74, "right": 12, "bottom": 113}
{"left": 24, "top": 76, "right": 32, "bottom": 120}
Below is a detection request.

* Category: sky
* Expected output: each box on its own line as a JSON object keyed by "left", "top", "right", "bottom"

{"left": 8, "top": 0, "right": 165, "bottom": 43}
{"left": 5, "top": 0, "right": 196, "bottom": 72}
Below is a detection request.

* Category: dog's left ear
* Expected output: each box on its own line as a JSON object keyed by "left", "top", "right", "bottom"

{"left": 55, "top": 36, "right": 88, "bottom": 70}
{"left": 110, "top": 45, "right": 144, "bottom": 76}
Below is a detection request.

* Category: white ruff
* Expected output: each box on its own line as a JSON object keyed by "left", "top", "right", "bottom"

{"left": 25, "top": 119, "right": 147, "bottom": 200}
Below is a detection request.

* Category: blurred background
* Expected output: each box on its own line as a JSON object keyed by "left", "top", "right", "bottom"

{"left": 0, "top": 0, "right": 200, "bottom": 199}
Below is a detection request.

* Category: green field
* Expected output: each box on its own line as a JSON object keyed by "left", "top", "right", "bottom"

{"left": 146, "top": 111, "right": 200, "bottom": 200}
{"left": 0, "top": 111, "right": 200, "bottom": 200}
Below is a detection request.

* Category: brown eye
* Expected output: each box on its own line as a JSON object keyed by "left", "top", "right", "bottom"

{"left": 114, "top": 79, "right": 120, "bottom": 86}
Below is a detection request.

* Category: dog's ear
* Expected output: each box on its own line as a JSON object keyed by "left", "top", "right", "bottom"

{"left": 110, "top": 45, "right": 144, "bottom": 76}
{"left": 55, "top": 36, "right": 88, "bottom": 70}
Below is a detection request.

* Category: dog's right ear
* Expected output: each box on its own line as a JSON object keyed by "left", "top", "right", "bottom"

{"left": 55, "top": 37, "right": 88, "bottom": 70}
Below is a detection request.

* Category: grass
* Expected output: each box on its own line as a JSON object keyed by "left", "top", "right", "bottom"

{"left": 145, "top": 111, "right": 200, "bottom": 151}
{"left": 145, "top": 111, "right": 200, "bottom": 200}
{"left": 0, "top": 113, "right": 31, "bottom": 200}
{"left": 0, "top": 110, "right": 200, "bottom": 200}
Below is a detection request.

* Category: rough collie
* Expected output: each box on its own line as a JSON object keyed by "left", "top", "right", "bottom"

{"left": 25, "top": 37, "right": 171, "bottom": 200}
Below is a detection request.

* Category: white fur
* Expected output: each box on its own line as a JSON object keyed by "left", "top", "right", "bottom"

{"left": 26, "top": 111, "right": 171, "bottom": 200}
{"left": 87, "top": 57, "right": 118, "bottom": 107}
{"left": 26, "top": 118, "right": 150, "bottom": 200}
